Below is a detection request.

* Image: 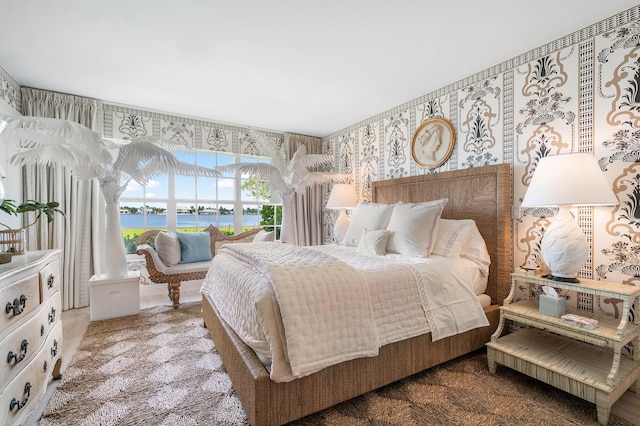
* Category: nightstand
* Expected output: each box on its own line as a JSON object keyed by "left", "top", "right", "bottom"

{"left": 487, "top": 272, "right": 640, "bottom": 425}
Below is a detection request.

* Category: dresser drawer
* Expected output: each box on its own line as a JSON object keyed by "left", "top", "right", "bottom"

{"left": 0, "top": 292, "right": 62, "bottom": 389}
{"left": 0, "top": 274, "right": 40, "bottom": 341}
{"left": 42, "top": 319, "right": 63, "bottom": 382}
{"left": 39, "top": 260, "right": 60, "bottom": 303}
{"left": 0, "top": 329, "right": 55, "bottom": 426}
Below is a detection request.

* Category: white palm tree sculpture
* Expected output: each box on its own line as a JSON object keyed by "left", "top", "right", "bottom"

{"left": 219, "top": 128, "right": 348, "bottom": 244}
{"left": 0, "top": 115, "right": 220, "bottom": 279}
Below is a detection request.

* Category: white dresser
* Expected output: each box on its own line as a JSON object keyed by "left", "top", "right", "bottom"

{"left": 0, "top": 250, "right": 63, "bottom": 426}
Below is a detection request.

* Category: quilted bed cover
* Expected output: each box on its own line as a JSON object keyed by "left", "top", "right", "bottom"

{"left": 200, "top": 242, "right": 489, "bottom": 382}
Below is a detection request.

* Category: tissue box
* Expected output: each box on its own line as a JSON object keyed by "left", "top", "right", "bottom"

{"left": 539, "top": 294, "right": 566, "bottom": 317}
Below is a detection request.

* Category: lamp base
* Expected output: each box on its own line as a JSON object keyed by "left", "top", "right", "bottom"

{"left": 540, "top": 205, "right": 588, "bottom": 285}
{"left": 542, "top": 274, "right": 580, "bottom": 283}
{"left": 333, "top": 209, "right": 350, "bottom": 243}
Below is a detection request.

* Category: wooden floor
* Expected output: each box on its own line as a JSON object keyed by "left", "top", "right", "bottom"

{"left": 34, "top": 291, "right": 640, "bottom": 425}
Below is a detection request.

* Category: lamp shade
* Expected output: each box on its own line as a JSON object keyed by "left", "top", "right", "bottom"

{"left": 326, "top": 184, "right": 357, "bottom": 243}
{"left": 521, "top": 152, "right": 618, "bottom": 283}
{"left": 521, "top": 152, "right": 618, "bottom": 207}
{"left": 326, "top": 184, "right": 358, "bottom": 209}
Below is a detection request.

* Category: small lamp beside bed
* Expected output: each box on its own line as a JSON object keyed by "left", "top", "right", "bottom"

{"left": 326, "top": 183, "right": 358, "bottom": 242}
{"left": 521, "top": 152, "right": 618, "bottom": 283}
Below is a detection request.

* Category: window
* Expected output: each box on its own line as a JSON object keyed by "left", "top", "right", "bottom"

{"left": 119, "top": 146, "right": 281, "bottom": 253}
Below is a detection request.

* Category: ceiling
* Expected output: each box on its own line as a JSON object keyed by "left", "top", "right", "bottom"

{"left": 0, "top": 1, "right": 637, "bottom": 138}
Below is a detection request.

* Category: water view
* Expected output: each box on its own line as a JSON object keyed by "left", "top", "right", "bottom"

{"left": 120, "top": 213, "right": 260, "bottom": 229}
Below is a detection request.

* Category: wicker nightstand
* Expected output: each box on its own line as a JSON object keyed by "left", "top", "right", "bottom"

{"left": 487, "top": 272, "right": 640, "bottom": 425}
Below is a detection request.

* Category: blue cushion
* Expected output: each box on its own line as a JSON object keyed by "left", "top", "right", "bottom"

{"left": 177, "top": 232, "right": 213, "bottom": 264}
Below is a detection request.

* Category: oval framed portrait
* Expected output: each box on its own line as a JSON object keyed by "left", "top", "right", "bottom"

{"left": 411, "top": 117, "right": 456, "bottom": 169}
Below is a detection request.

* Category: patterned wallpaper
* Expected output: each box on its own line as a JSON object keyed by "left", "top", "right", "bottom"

{"left": 102, "top": 103, "right": 284, "bottom": 156}
{"left": 323, "top": 7, "right": 640, "bottom": 319}
{"left": 0, "top": 66, "right": 21, "bottom": 114}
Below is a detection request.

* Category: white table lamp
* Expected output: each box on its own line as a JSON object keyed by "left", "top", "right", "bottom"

{"left": 326, "top": 184, "right": 358, "bottom": 243}
{"left": 521, "top": 152, "right": 618, "bottom": 282}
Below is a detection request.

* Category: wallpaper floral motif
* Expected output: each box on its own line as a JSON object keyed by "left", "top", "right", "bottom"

{"left": 594, "top": 23, "right": 640, "bottom": 292}
{"left": 324, "top": 7, "right": 640, "bottom": 325}
{"left": 103, "top": 104, "right": 284, "bottom": 158}
{"left": 358, "top": 123, "right": 380, "bottom": 202}
{"left": 458, "top": 77, "right": 502, "bottom": 168}
{"left": 0, "top": 67, "right": 21, "bottom": 114}
{"left": 514, "top": 46, "right": 579, "bottom": 284}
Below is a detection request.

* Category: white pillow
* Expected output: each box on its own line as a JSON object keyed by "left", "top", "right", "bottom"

{"left": 385, "top": 199, "right": 447, "bottom": 257}
{"left": 154, "top": 231, "right": 182, "bottom": 266}
{"left": 357, "top": 228, "right": 391, "bottom": 256}
{"left": 342, "top": 202, "right": 395, "bottom": 247}
{"left": 253, "top": 230, "right": 275, "bottom": 242}
{"left": 432, "top": 219, "right": 475, "bottom": 258}
{"left": 461, "top": 224, "right": 491, "bottom": 276}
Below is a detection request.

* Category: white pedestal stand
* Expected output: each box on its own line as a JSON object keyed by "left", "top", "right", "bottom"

{"left": 89, "top": 271, "right": 140, "bottom": 321}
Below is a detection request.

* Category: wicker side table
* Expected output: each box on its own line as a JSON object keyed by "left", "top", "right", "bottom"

{"left": 487, "top": 272, "right": 640, "bottom": 425}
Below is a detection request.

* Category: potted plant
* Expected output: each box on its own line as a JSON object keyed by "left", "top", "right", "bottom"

{"left": 0, "top": 199, "right": 65, "bottom": 260}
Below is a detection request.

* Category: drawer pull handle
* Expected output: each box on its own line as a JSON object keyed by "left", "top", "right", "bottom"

{"left": 9, "top": 382, "right": 31, "bottom": 412}
{"left": 47, "top": 274, "right": 55, "bottom": 289}
{"left": 7, "top": 339, "right": 28, "bottom": 365}
{"left": 5, "top": 295, "right": 27, "bottom": 317}
{"left": 48, "top": 307, "right": 56, "bottom": 323}
{"left": 43, "top": 360, "right": 48, "bottom": 373}
{"left": 41, "top": 325, "right": 45, "bottom": 336}
{"left": 51, "top": 339, "right": 58, "bottom": 357}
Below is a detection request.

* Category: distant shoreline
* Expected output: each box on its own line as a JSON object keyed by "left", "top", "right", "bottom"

{"left": 119, "top": 213, "right": 260, "bottom": 230}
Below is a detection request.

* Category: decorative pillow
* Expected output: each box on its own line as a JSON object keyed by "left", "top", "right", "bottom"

{"left": 460, "top": 225, "right": 491, "bottom": 276}
{"left": 432, "top": 219, "right": 475, "bottom": 258}
{"left": 154, "top": 232, "right": 182, "bottom": 266}
{"left": 342, "top": 202, "right": 395, "bottom": 247}
{"left": 385, "top": 199, "right": 447, "bottom": 257}
{"left": 357, "top": 228, "right": 391, "bottom": 256}
{"left": 177, "top": 232, "right": 213, "bottom": 264}
{"left": 253, "top": 230, "right": 275, "bottom": 242}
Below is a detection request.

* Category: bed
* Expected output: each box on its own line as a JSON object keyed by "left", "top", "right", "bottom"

{"left": 201, "top": 163, "right": 511, "bottom": 425}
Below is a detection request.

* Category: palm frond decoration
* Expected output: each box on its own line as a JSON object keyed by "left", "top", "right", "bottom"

{"left": 218, "top": 129, "right": 349, "bottom": 243}
{"left": 220, "top": 128, "right": 348, "bottom": 196}
{"left": 0, "top": 115, "right": 220, "bottom": 278}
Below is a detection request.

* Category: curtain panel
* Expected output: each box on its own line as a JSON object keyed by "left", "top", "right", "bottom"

{"left": 20, "top": 87, "right": 104, "bottom": 310}
{"left": 284, "top": 132, "right": 324, "bottom": 246}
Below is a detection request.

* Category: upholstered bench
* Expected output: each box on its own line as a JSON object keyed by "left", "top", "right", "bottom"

{"left": 136, "top": 225, "right": 268, "bottom": 308}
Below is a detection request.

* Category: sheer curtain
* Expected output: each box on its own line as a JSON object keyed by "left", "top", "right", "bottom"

{"left": 284, "top": 132, "right": 324, "bottom": 246}
{"left": 21, "top": 87, "right": 104, "bottom": 310}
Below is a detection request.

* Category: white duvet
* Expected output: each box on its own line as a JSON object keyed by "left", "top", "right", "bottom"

{"left": 200, "top": 242, "right": 490, "bottom": 382}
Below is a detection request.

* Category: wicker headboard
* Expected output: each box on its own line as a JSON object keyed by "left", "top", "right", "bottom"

{"left": 372, "top": 164, "right": 511, "bottom": 305}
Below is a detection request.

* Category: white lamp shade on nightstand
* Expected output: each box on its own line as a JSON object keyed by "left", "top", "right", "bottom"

{"left": 521, "top": 153, "right": 618, "bottom": 282}
{"left": 326, "top": 184, "right": 358, "bottom": 243}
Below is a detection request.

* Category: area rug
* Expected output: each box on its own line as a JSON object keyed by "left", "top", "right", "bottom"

{"left": 39, "top": 302, "right": 633, "bottom": 426}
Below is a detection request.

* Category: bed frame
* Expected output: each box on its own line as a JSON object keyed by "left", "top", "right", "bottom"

{"left": 202, "top": 163, "right": 512, "bottom": 425}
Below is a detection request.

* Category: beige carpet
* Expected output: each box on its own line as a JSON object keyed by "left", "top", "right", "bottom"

{"left": 39, "top": 302, "right": 632, "bottom": 426}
